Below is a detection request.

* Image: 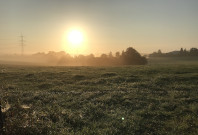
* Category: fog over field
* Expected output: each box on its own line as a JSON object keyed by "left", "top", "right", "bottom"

{"left": 0, "top": 47, "right": 148, "bottom": 66}
{"left": 1, "top": 0, "right": 198, "bottom": 134}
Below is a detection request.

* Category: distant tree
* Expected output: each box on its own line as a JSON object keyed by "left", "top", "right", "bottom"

{"left": 101, "top": 54, "right": 108, "bottom": 58}
{"left": 179, "top": 48, "right": 184, "bottom": 56}
{"left": 57, "top": 51, "right": 66, "bottom": 57}
{"left": 121, "top": 47, "right": 147, "bottom": 65}
{"left": 121, "top": 50, "right": 125, "bottom": 57}
{"left": 86, "top": 54, "right": 95, "bottom": 66}
{"left": 115, "top": 52, "right": 120, "bottom": 58}
{"left": 190, "top": 48, "right": 198, "bottom": 56}
{"left": 32, "top": 47, "right": 147, "bottom": 66}
{"left": 180, "top": 48, "right": 184, "bottom": 52}
{"left": 158, "top": 49, "right": 162, "bottom": 54}
{"left": 108, "top": 52, "right": 113, "bottom": 58}
{"left": 87, "top": 54, "right": 95, "bottom": 58}
{"left": 149, "top": 49, "right": 163, "bottom": 57}
{"left": 183, "top": 48, "right": 188, "bottom": 56}
{"left": 78, "top": 54, "right": 86, "bottom": 60}
{"left": 149, "top": 52, "right": 157, "bottom": 57}
{"left": 150, "top": 47, "right": 198, "bottom": 57}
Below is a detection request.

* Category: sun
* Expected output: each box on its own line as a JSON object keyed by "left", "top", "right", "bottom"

{"left": 63, "top": 28, "right": 87, "bottom": 55}
{"left": 67, "top": 30, "right": 83, "bottom": 46}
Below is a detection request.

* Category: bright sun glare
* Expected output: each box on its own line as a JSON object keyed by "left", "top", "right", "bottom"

{"left": 68, "top": 30, "right": 83, "bottom": 45}
{"left": 64, "top": 29, "right": 86, "bottom": 55}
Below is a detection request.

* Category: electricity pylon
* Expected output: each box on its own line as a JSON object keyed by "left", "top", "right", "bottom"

{"left": 20, "top": 34, "right": 25, "bottom": 55}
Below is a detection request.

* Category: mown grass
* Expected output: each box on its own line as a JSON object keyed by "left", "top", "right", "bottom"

{"left": 0, "top": 64, "right": 198, "bottom": 134}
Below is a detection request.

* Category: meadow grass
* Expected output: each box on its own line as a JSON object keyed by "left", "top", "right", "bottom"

{"left": 0, "top": 63, "right": 198, "bottom": 134}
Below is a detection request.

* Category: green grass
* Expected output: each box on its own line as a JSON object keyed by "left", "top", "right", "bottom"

{"left": 1, "top": 64, "right": 198, "bottom": 134}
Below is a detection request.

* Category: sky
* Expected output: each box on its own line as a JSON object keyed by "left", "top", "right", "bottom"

{"left": 0, "top": 0, "right": 198, "bottom": 55}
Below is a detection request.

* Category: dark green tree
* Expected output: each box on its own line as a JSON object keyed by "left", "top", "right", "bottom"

{"left": 121, "top": 47, "right": 147, "bottom": 65}
{"left": 115, "top": 52, "right": 120, "bottom": 58}
{"left": 190, "top": 48, "right": 198, "bottom": 56}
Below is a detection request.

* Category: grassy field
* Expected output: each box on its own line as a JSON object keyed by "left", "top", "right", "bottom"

{"left": 1, "top": 62, "right": 198, "bottom": 134}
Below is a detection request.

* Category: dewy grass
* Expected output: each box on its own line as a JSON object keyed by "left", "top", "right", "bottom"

{"left": 0, "top": 64, "right": 198, "bottom": 134}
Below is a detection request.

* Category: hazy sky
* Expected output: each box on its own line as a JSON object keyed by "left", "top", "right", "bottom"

{"left": 0, "top": 0, "right": 198, "bottom": 55}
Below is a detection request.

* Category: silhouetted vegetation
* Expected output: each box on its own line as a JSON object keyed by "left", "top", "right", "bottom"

{"left": 32, "top": 47, "right": 147, "bottom": 66}
{"left": 120, "top": 47, "right": 147, "bottom": 65}
{"left": 150, "top": 47, "right": 198, "bottom": 57}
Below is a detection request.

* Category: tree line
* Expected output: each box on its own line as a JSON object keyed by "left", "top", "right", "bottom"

{"left": 32, "top": 47, "right": 147, "bottom": 66}
{"left": 149, "top": 48, "right": 198, "bottom": 57}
